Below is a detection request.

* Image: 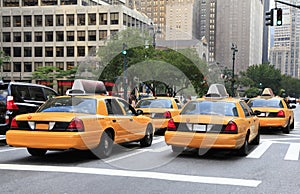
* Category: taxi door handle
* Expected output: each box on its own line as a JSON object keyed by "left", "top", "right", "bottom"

{"left": 112, "top": 119, "right": 117, "bottom": 123}
{"left": 129, "top": 119, "right": 133, "bottom": 122}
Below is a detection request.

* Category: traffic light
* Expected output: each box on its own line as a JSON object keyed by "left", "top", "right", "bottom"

{"left": 122, "top": 43, "right": 127, "bottom": 55}
{"left": 265, "top": 9, "right": 274, "bottom": 26}
{"left": 277, "top": 8, "right": 282, "bottom": 26}
{"left": 122, "top": 49, "right": 127, "bottom": 55}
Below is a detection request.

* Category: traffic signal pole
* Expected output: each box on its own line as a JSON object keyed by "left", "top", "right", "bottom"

{"left": 275, "top": 0, "right": 300, "bottom": 9}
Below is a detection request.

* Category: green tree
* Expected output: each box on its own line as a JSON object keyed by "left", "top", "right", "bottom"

{"left": 0, "top": 50, "right": 10, "bottom": 80}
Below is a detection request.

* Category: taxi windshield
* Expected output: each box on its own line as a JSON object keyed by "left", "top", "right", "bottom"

{"left": 135, "top": 99, "right": 173, "bottom": 108}
{"left": 180, "top": 101, "right": 238, "bottom": 116}
{"left": 248, "top": 99, "right": 283, "bottom": 108}
{"left": 38, "top": 97, "right": 97, "bottom": 114}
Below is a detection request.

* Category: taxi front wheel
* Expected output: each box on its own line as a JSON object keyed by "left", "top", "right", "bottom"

{"left": 27, "top": 148, "right": 47, "bottom": 157}
{"left": 238, "top": 137, "right": 249, "bottom": 156}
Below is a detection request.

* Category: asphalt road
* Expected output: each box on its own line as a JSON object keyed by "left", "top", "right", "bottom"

{"left": 1, "top": 104, "right": 300, "bottom": 193}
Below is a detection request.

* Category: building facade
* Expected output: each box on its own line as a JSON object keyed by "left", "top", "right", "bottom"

{"left": 0, "top": 0, "right": 150, "bottom": 93}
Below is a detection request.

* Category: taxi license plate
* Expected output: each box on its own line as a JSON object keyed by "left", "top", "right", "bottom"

{"left": 187, "top": 124, "right": 213, "bottom": 132}
{"left": 35, "top": 123, "right": 49, "bottom": 130}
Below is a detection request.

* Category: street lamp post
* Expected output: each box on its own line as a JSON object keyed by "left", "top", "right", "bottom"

{"left": 231, "top": 43, "right": 238, "bottom": 97}
{"left": 122, "top": 43, "right": 128, "bottom": 100}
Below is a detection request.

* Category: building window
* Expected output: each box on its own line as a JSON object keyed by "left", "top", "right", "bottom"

{"left": 61, "top": 0, "right": 77, "bottom": 5}
{"left": 35, "top": 47, "right": 43, "bottom": 57}
{"left": 77, "top": 14, "right": 85, "bottom": 26}
{"left": 13, "top": 47, "right": 21, "bottom": 57}
{"left": 3, "top": 0, "right": 19, "bottom": 7}
{"left": 35, "top": 32, "right": 43, "bottom": 42}
{"left": 67, "top": 14, "right": 74, "bottom": 26}
{"left": 67, "top": 31, "right": 74, "bottom": 41}
{"left": 67, "top": 47, "right": 74, "bottom": 57}
{"left": 2, "top": 16, "right": 11, "bottom": 27}
{"left": 34, "top": 62, "right": 43, "bottom": 70}
{"left": 88, "top": 30, "right": 96, "bottom": 41}
{"left": 24, "top": 32, "right": 32, "bottom": 42}
{"left": 13, "top": 62, "right": 21, "bottom": 72}
{"left": 88, "top": 46, "right": 96, "bottom": 56}
{"left": 24, "top": 47, "right": 32, "bottom": 57}
{"left": 56, "top": 47, "right": 64, "bottom": 57}
{"left": 110, "top": 30, "right": 118, "bottom": 40}
{"left": 3, "top": 62, "right": 11, "bottom": 72}
{"left": 24, "top": 62, "right": 32, "bottom": 72}
{"left": 13, "top": 16, "right": 21, "bottom": 27}
{"left": 45, "top": 15, "right": 53, "bottom": 26}
{"left": 13, "top": 32, "right": 21, "bottom": 42}
{"left": 2, "top": 32, "right": 11, "bottom": 42}
{"left": 77, "top": 46, "right": 85, "bottom": 57}
{"left": 110, "top": 13, "right": 119, "bottom": 25}
{"left": 3, "top": 47, "right": 11, "bottom": 57}
{"left": 34, "top": 15, "right": 43, "bottom": 27}
{"left": 56, "top": 62, "right": 64, "bottom": 70}
{"left": 45, "top": 31, "right": 53, "bottom": 42}
{"left": 67, "top": 62, "right": 74, "bottom": 70}
{"left": 56, "top": 31, "right": 64, "bottom": 41}
{"left": 99, "top": 13, "right": 108, "bottom": 25}
{"left": 99, "top": 30, "right": 107, "bottom": 40}
{"left": 45, "top": 62, "right": 53, "bottom": 66}
{"left": 45, "top": 47, "right": 53, "bottom": 57}
{"left": 23, "top": 0, "right": 38, "bottom": 6}
{"left": 56, "top": 14, "right": 64, "bottom": 26}
{"left": 88, "top": 14, "right": 96, "bottom": 25}
{"left": 41, "top": 0, "right": 57, "bottom": 6}
{"left": 24, "top": 15, "right": 32, "bottom": 27}
{"left": 77, "top": 31, "right": 85, "bottom": 41}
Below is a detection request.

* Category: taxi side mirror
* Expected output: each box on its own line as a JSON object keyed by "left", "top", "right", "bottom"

{"left": 290, "top": 105, "right": 296, "bottom": 109}
{"left": 136, "top": 109, "right": 144, "bottom": 116}
{"left": 253, "top": 110, "right": 261, "bottom": 116}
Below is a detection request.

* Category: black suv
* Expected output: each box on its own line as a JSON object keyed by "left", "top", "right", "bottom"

{"left": 0, "top": 82, "right": 58, "bottom": 134}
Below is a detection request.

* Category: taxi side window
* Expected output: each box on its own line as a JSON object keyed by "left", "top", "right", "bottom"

{"left": 105, "top": 99, "right": 124, "bottom": 115}
{"left": 239, "top": 101, "right": 251, "bottom": 117}
{"left": 175, "top": 99, "right": 182, "bottom": 109}
{"left": 117, "top": 99, "right": 136, "bottom": 116}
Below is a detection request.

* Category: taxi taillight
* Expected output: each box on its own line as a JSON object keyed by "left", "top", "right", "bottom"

{"left": 163, "top": 111, "right": 172, "bottom": 119}
{"left": 10, "top": 117, "right": 18, "bottom": 129}
{"left": 6, "top": 96, "right": 19, "bottom": 110}
{"left": 67, "top": 118, "right": 84, "bottom": 132}
{"left": 224, "top": 121, "right": 237, "bottom": 133}
{"left": 277, "top": 110, "right": 285, "bottom": 117}
{"left": 167, "top": 119, "right": 177, "bottom": 131}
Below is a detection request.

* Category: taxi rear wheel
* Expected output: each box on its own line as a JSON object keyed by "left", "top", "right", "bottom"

{"left": 238, "top": 136, "right": 249, "bottom": 156}
{"left": 140, "top": 125, "right": 153, "bottom": 147}
{"left": 27, "top": 148, "right": 47, "bottom": 157}
{"left": 95, "top": 130, "right": 114, "bottom": 159}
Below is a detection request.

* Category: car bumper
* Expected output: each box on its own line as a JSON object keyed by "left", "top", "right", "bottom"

{"left": 6, "top": 130, "right": 102, "bottom": 150}
{"left": 152, "top": 119, "right": 168, "bottom": 130}
{"left": 164, "top": 131, "right": 245, "bottom": 149}
{"left": 258, "top": 117, "right": 288, "bottom": 128}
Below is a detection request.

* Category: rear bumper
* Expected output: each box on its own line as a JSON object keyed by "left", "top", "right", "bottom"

{"left": 6, "top": 130, "right": 102, "bottom": 150}
{"left": 164, "top": 131, "right": 245, "bottom": 149}
{"left": 258, "top": 117, "right": 288, "bottom": 128}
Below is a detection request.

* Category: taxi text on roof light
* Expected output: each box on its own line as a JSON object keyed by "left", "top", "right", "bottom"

{"left": 205, "top": 84, "right": 229, "bottom": 98}
{"left": 66, "top": 79, "right": 107, "bottom": 95}
{"left": 261, "top": 88, "right": 274, "bottom": 97}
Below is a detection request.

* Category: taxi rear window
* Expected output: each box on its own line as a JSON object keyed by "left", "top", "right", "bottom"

{"left": 180, "top": 101, "right": 238, "bottom": 117}
{"left": 135, "top": 99, "right": 173, "bottom": 108}
{"left": 38, "top": 97, "right": 97, "bottom": 114}
{"left": 248, "top": 99, "right": 283, "bottom": 108}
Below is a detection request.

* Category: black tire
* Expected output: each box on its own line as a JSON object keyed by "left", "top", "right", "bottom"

{"left": 94, "top": 130, "right": 114, "bottom": 159}
{"left": 251, "top": 128, "right": 260, "bottom": 145}
{"left": 171, "top": 145, "right": 184, "bottom": 153}
{"left": 283, "top": 120, "right": 291, "bottom": 134}
{"left": 27, "top": 148, "right": 47, "bottom": 157}
{"left": 238, "top": 137, "right": 249, "bottom": 156}
{"left": 140, "top": 125, "right": 153, "bottom": 147}
{"left": 291, "top": 120, "right": 294, "bottom": 130}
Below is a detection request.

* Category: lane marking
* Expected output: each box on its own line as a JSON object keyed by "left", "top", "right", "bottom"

{"left": 152, "top": 136, "right": 165, "bottom": 144}
{"left": 0, "top": 164, "right": 261, "bottom": 187}
{"left": 0, "top": 148, "right": 23, "bottom": 153}
{"left": 247, "top": 141, "right": 272, "bottom": 159}
{"left": 104, "top": 149, "right": 147, "bottom": 163}
{"left": 0, "top": 135, "right": 5, "bottom": 140}
{"left": 284, "top": 143, "right": 300, "bottom": 161}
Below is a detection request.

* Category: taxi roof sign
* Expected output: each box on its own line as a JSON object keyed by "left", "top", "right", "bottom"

{"left": 66, "top": 79, "right": 107, "bottom": 95}
{"left": 205, "top": 84, "right": 229, "bottom": 98}
{"left": 261, "top": 88, "right": 274, "bottom": 97}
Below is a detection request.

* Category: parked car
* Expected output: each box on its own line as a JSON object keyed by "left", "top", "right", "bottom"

{"left": 0, "top": 81, "right": 58, "bottom": 135}
{"left": 6, "top": 80, "right": 153, "bottom": 158}
{"left": 164, "top": 84, "right": 261, "bottom": 156}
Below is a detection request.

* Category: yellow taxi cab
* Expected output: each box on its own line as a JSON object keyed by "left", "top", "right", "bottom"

{"left": 247, "top": 88, "right": 295, "bottom": 134}
{"left": 164, "top": 84, "right": 260, "bottom": 156}
{"left": 135, "top": 96, "right": 182, "bottom": 134}
{"left": 6, "top": 79, "right": 153, "bottom": 158}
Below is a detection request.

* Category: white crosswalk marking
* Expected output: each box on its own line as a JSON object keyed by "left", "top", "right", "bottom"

{"left": 246, "top": 141, "right": 272, "bottom": 159}
{"left": 284, "top": 143, "right": 300, "bottom": 161}
{"left": 0, "top": 135, "right": 5, "bottom": 141}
